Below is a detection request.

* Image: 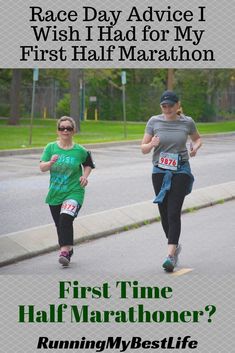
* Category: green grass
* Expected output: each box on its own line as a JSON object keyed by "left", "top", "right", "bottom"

{"left": 0, "top": 120, "right": 143, "bottom": 150}
{"left": 197, "top": 121, "right": 235, "bottom": 134}
{"left": 0, "top": 118, "right": 234, "bottom": 150}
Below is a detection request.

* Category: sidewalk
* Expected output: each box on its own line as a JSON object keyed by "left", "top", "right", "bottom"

{"left": 1, "top": 181, "right": 235, "bottom": 267}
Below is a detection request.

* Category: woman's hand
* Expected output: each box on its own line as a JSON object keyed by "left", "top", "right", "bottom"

{"left": 80, "top": 176, "right": 88, "bottom": 187}
{"left": 40, "top": 155, "right": 59, "bottom": 172}
{"left": 150, "top": 135, "right": 160, "bottom": 148}
{"left": 141, "top": 133, "right": 160, "bottom": 154}
{"left": 189, "top": 132, "right": 202, "bottom": 157}
{"left": 80, "top": 166, "right": 92, "bottom": 187}
{"left": 189, "top": 144, "right": 197, "bottom": 157}
{"left": 50, "top": 154, "right": 59, "bottom": 164}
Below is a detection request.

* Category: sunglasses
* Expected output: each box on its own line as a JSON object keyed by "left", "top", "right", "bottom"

{"left": 58, "top": 126, "right": 74, "bottom": 132}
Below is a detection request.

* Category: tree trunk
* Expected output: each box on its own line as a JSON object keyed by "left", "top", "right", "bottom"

{"left": 9, "top": 69, "right": 22, "bottom": 125}
{"left": 167, "top": 69, "right": 174, "bottom": 90}
{"left": 69, "top": 69, "right": 80, "bottom": 132}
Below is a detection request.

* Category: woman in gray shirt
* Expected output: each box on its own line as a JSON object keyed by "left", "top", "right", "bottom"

{"left": 141, "top": 90, "right": 202, "bottom": 272}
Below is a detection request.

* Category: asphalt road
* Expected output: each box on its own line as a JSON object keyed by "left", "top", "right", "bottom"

{"left": 0, "top": 135, "right": 235, "bottom": 236}
{"left": 0, "top": 200, "right": 234, "bottom": 275}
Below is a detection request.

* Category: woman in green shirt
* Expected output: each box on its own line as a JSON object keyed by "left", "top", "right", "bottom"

{"left": 40, "top": 116, "right": 95, "bottom": 266}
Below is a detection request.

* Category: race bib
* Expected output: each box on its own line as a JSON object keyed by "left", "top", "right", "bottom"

{"left": 158, "top": 152, "right": 179, "bottom": 171}
{"left": 60, "top": 199, "right": 80, "bottom": 217}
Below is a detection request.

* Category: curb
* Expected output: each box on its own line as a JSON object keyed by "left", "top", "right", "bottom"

{"left": 0, "top": 132, "right": 235, "bottom": 157}
{"left": 0, "top": 140, "right": 141, "bottom": 157}
{"left": 1, "top": 181, "right": 235, "bottom": 267}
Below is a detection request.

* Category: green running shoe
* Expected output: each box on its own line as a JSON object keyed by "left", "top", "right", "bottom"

{"left": 162, "top": 255, "right": 176, "bottom": 272}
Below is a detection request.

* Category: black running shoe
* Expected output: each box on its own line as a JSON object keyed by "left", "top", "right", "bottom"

{"left": 59, "top": 251, "right": 70, "bottom": 267}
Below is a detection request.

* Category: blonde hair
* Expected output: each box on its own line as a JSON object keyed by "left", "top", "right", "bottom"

{"left": 177, "top": 102, "right": 183, "bottom": 116}
{"left": 57, "top": 116, "right": 76, "bottom": 131}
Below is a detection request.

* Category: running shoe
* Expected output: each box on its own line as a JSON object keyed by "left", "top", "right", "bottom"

{"left": 162, "top": 255, "right": 176, "bottom": 272}
{"left": 174, "top": 244, "right": 182, "bottom": 266}
{"left": 59, "top": 251, "right": 70, "bottom": 267}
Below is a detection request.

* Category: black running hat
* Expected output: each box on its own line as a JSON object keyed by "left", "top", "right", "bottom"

{"left": 160, "top": 91, "right": 179, "bottom": 105}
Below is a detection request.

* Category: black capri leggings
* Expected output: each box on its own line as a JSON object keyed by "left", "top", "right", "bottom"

{"left": 152, "top": 173, "right": 191, "bottom": 245}
{"left": 49, "top": 204, "right": 81, "bottom": 247}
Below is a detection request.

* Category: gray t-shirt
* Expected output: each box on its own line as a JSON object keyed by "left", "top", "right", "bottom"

{"left": 145, "top": 114, "right": 197, "bottom": 164}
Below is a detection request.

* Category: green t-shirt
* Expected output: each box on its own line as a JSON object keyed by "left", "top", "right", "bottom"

{"left": 41, "top": 142, "right": 89, "bottom": 206}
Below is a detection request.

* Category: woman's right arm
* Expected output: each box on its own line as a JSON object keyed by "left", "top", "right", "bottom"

{"left": 141, "top": 133, "right": 160, "bottom": 154}
{"left": 40, "top": 155, "right": 59, "bottom": 172}
{"left": 40, "top": 161, "right": 53, "bottom": 172}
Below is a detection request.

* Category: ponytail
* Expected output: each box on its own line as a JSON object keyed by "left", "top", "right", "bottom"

{"left": 177, "top": 102, "right": 183, "bottom": 116}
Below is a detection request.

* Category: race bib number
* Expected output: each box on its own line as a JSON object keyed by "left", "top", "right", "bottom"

{"left": 61, "top": 199, "right": 79, "bottom": 217}
{"left": 158, "top": 152, "right": 179, "bottom": 171}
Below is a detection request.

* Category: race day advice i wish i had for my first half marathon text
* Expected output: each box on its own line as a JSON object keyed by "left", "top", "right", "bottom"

{"left": 19, "top": 5, "right": 214, "bottom": 62}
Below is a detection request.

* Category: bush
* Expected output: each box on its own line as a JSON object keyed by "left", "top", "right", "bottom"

{"left": 0, "top": 103, "right": 10, "bottom": 117}
{"left": 56, "top": 94, "right": 70, "bottom": 117}
{"left": 200, "top": 104, "right": 216, "bottom": 122}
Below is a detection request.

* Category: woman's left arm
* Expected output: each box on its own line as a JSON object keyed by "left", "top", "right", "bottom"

{"left": 80, "top": 166, "right": 92, "bottom": 187}
{"left": 189, "top": 131, "right": 202, "bottom": 157}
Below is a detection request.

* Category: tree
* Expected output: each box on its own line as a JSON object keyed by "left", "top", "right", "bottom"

{"left": 167, "top": 69, "right": 174, "bottom": 90}
{"left": 9, "top": 69, "right": 22, "bottom": 125}
{"left": 175, "top": 69, "right": 234, "bottom": 121}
